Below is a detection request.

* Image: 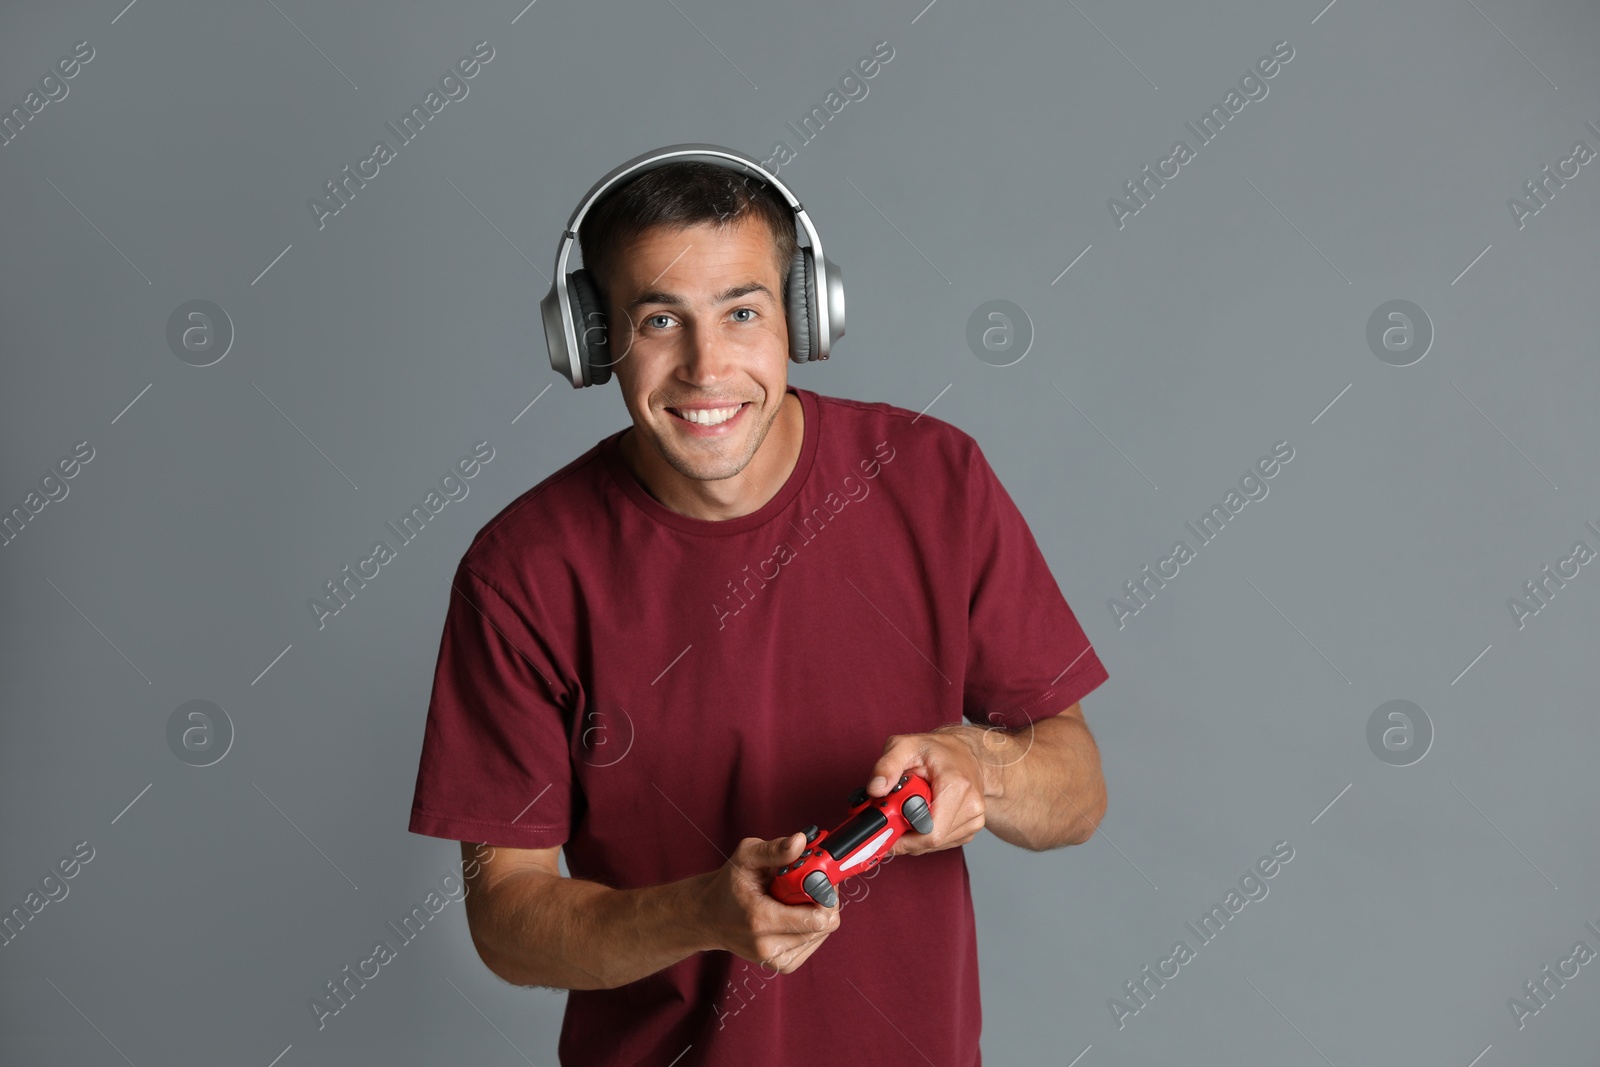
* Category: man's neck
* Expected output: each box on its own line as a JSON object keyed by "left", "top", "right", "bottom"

{"left": 621, "top": 390, "right": 804, "bottom": 521}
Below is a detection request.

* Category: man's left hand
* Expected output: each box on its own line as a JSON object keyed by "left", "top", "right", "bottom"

{"left": 864, "top": 727, "right": 993, "bottom": 857}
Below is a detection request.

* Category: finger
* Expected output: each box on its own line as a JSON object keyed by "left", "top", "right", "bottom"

{"left": 899, "top": 812, "right": 985, "bottom": 855}
{"left": 755, "top": 832, "right": 805, "bottom": 869}
{"left": 867, "top": 738, "right": 923, "bottom": 797}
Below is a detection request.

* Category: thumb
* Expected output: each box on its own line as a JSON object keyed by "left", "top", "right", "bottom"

{"left": 758, "top": 831, "right": 804, "bottom": 865}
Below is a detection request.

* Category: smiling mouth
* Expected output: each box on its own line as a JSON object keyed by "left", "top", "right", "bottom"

{"left": 667, "top": 402, "right": 750, "bottom": 427}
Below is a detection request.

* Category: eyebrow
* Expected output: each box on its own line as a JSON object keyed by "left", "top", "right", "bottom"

{"left": 624, "top": 281, "right": 775, "bottom": 313}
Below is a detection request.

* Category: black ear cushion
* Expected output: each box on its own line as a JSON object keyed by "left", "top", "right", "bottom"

{"left": 785, "top": 248, "right": 814, "bottom": 363}
{"left": 569, "top": 268, "right": 611, "bottom": 387}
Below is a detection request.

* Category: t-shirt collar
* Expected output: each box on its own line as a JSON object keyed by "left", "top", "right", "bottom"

{"left": 600, "top": 384, "right": 819, "bottom": 537}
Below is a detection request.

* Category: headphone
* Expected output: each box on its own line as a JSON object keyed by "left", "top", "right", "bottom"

{"left": 541, "top": 143, "right": 846, "bottom": 389}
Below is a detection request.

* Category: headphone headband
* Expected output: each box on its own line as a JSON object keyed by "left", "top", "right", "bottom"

{"left": 541, "top": 143, "right": 844, "bottom": 388}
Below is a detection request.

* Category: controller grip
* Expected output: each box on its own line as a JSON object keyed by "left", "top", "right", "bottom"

{"left": 903, "top": 794, "right": 933, "bottom": 835}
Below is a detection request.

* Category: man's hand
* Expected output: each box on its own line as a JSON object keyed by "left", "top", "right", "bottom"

{"left": 863, "top": 727, "right": 994, "bottom": 858}
{"left": 697, "top": 833, "right": 843, "bottom": 974}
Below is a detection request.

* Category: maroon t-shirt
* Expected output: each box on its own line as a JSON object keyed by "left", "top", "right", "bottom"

{"left": 408, "top": 385, "right": 1109, "bottom": 1066}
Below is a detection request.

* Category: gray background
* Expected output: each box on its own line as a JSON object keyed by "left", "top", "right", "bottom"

{"left": 2, "top": 0, "right": 1597, "bottom": 1063}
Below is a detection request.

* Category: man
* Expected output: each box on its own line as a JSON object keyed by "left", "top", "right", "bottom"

{"left": 407, "top": 155, "right": 1110, "bottom": 1065}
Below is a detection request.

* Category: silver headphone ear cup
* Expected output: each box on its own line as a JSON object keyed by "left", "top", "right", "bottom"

{"left": 541, "top": 281, "right": 577, "bottom": 386}
{"left": 821, "top": 255, "right": 844, "bottom": 352}
{"left": 569, "top": 269, "right": 611, "bottom": 387}
{"left": 785, "top": 248, "right": 815, "bottom": 363}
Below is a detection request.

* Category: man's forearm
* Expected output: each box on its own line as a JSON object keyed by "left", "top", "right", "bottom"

{"left": 469, "top": 868, "right": 716, "bottom": 991}
{"left": 948, "top": 713, "right": 1106, "bottom": 851}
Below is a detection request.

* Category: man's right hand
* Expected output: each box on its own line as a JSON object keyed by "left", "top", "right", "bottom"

{"left": 697, "top": 832, "right": 842, "bottom": 975}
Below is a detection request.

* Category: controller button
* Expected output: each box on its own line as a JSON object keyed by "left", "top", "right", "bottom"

{"left": 802, "top": 824, "right": 820, "bottom": 843}
{"left": 848, "top": 787, "right": 868, "bottom": 807}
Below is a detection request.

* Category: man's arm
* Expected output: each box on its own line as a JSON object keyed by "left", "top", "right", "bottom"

{"left": 458, "top": 833, "right": 844, "bottom": 991}
{"left": 460, "top": 842, "right": 715, "bottom": 991}
{"left": 953, "top": 703, "right": 1107, "bottom": 851}
{"left": 866, "top": 702, "right": 1106, "bottom": 854}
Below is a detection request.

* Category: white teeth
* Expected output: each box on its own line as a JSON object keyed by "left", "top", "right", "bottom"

{"left": 675, "top": 405, "right": 741, "bottom": 426}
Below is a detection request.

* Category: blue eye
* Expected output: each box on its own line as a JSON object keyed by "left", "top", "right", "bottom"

{"left": 732, "top": 308, "right": 755, "bottom": 322}
{"left": 646, "top": 314, "right": 673, "bottom": 329}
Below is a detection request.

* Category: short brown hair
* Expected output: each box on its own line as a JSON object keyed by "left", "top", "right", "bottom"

{"left": 578, "top": 161, "right": 797, "bottom": 316}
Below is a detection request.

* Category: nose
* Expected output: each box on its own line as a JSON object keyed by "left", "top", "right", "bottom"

{"left": 678, "top": 320, "right": 735, "bottom": 388}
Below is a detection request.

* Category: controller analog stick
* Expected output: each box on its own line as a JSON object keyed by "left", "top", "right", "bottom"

{"left": 802, "top": 824, "right": 820, "bottom": 843}
{"left": 848, "top": 786, "right": 868, "bottom": 807}
{"left": 802, "top": 870, "right": 838, "bottom": 908}
{"left": 902, "top": 795, "right": 934, "bottom": 835}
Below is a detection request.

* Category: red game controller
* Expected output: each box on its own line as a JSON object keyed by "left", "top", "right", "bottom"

{"left": 769, "top": 772, "right": 935, "bottom": 907}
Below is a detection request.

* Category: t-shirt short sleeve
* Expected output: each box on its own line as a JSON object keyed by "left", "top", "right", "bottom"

{"left": 961, "top": 439, "right": 1109, "bottom": 731}
{"left": 408, "top": 560, "right": 576, "bottom": 849}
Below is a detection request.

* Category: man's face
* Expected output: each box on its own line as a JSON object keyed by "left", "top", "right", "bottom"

{"left": 601, "top": 215, "right": 791, "bottom": 484}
